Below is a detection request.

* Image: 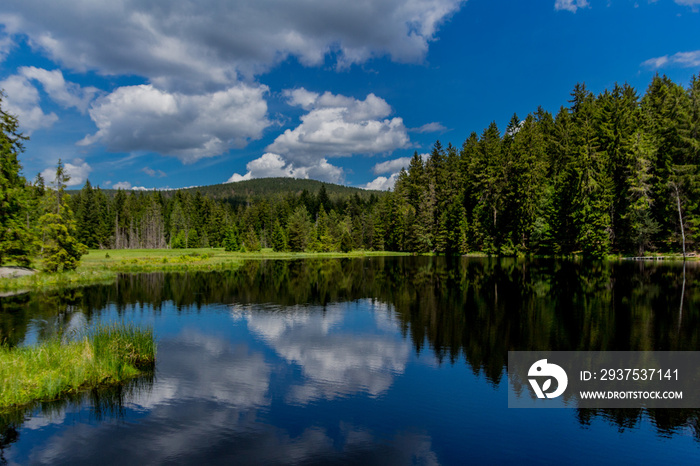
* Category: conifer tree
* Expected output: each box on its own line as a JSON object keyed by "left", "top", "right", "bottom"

{"left": 508, "top": 115, "right": 548, "bottom": 251}
{"left": 596, "top": 83, "right": 640, "bottom": 250}
{"left": 569, "top": 84, "right": 613, "bottom": 258}
{"left": 223, "top": 224, "right": 241, "bottom": 251}
{"left": 287, "top": 205, "right": 313, "bottom": 252}
{"left": 473, "top": 122, "right": 504, "bottom": 253}
{"left": 242, "top": 227, "right": 261, "bottom": 252}
{"left": 0, "top": 91, "right": 33, "bottom": 266}
{"left": 550, "top": 106, "right": 577, "bottom": 253}
{"left": 271, "top": 220, "right": 287, "bottom": 252}
{"left": 39, "top": 160, "right": 87, "bottom": 272}
{"left": 75, "top": 180, "right": 103, "bottom": 248}
{"left": 625, "top": 132, "right": 659, "bottom": 254}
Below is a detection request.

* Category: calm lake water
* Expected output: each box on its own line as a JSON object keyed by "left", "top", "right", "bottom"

{"left": 1, "top": 256, "right": 699, "bottom": 465}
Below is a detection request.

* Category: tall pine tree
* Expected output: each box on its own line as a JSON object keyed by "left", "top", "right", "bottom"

{"left": 0, "top": 91, "right": 33, "bottom": 266}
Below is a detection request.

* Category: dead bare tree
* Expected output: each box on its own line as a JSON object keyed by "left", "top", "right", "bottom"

{"left": 669, "top": 180, "right": 686, "bottom": 261}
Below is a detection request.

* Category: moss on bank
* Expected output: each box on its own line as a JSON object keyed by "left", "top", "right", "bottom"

{"left": 0, "top": 323, "right": 155, "bottom": 409}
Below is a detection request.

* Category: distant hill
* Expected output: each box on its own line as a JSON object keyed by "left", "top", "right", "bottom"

{"left": 69, "top": 178, "right": 384, "bottom": 205}
{"left": 181, "top": 178, "right": 381, "bottom": 200}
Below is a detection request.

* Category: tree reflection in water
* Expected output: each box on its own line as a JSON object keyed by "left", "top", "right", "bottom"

{"left": 1, "top": 256, "right": 697, "bottom": 441}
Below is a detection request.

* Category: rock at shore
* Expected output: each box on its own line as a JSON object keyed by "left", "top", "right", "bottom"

{"left": 0, "top": 267, "right": 37, "bottom": 279}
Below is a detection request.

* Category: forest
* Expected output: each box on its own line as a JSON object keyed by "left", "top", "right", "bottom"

{"left": 1, "top": 73, "right": 699, "bottom": 269}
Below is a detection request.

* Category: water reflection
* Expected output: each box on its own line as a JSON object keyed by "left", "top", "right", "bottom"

{"left": 2, "top": 299, "right": 436, "bottom": 465}
{"left": 0, "top": 256, "right": 699, "bottom": 462}
{"left": 231, "top": 301, "right": 410, "bottom": 403}
{"left": 0, "top": 375, "right": 154, "bottom": 464}
{"left": 137, "top": 330, "right": 271, "bottom": 409}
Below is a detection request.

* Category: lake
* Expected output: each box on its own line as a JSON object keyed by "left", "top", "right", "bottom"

{"left": 1, "top": 256, "right": 699, "bottom": 464}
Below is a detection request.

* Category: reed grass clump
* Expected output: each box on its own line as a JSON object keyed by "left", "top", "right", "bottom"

{"left": 0, "top": 323, "right": 155, "bottom": 409}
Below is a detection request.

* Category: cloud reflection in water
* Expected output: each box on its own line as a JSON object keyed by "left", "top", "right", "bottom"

{"left": 231, "top": 299, "right": 411, "bottom": 404}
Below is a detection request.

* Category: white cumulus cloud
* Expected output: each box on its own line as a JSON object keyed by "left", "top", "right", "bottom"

{"left": 112, "top": 181, "right": 151, "bottom": 190}
{"left": 19, "top": 67, "right": 98, "bottom": 113}
{"left": 0, "top": 74, "right": 58, "bottom": 133}
{"left": 0, "top": 0, "right": 464, "bottom": 90}
{"left": 361, "top": 173, "right": 400, "bottom": 191}
{"left": 372, "top": 157, "right": 412, "bottom": 175}
{"left": 364, "top": 153, "right": 428, "bottom": 190}
{"left": 227, "top": 153, "right": 343, "bottom": 184}
{"left": 41, "top": 159, "right": 92, "bottom": 187}
{"left": 269, "top": 89, "right": 410, "bottom": 165}
{"left": 112, "top": 181, "right": 131, "bottom": 190}
{"left": 0, "top": 67, "right": 99, "bottom": 133}
{"left": 0, "top": 33, "right": 13, "bottom": 62}
{"left": 78, "top": 83, "right": 271, "bottom": 163}
{"left": 228, "top": 89, "right": 411, "bottom": 184}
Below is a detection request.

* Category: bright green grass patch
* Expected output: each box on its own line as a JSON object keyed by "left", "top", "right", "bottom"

{"left": 0, "top": 323, "right": 155, "bottom": 409}
{"left": 80, "top": 248, "right": 408, "bottom": 269}
{"left": 0, "top": 269, "right": 117, "bottom": 293}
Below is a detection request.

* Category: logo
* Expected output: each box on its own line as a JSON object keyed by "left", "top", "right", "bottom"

{"left": 528, "top": 359, "right": 568, "bottom": 399}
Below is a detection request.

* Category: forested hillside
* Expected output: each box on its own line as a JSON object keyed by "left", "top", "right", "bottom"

{"left": 65, "top": 180, "right": 383, "bottom": 252}
{"left": 69, "top": 178, "right": 380, "bottom": 208}
{"left": 3, "top": 73, "right": 700, "bottom": 265}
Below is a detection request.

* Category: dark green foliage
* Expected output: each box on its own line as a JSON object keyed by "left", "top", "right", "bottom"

{"left": 223, "top": 225, "right": 241, "bottom": 251}
{"left": 241, "top": 227, "right": 261, "bottom": 252}
{"left": 625, "top": 132, "right": 660, "bottom": 255}
{"left": 0, "top": 91, "right": 32, "bottom": 266}
{"left": 39, "top": 160, "right": 87, "bottom": 272}
{"left": 340, "top": 229, "right": 353, "bottom": 253}
{"left": 384, "top": 75, "right": 700, "bottom": 256}
{"left": 270, "top": 221, "right": 287, "bottom": 252}
{"left": 171, "top": 230, "right": 186, "bottom": 249}
{"left": 287, "top": 206, "right": 313, "bottom": 252}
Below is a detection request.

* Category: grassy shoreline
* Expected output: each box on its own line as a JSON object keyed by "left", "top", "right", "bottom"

{"left": 0, "top": 323, "right": 155, "bottom": 410}
{"left": 0, "top": 248, "right": 694, "bottom": 293}
{"left": 0, "top": 248, "right": 410, "bottom": 293}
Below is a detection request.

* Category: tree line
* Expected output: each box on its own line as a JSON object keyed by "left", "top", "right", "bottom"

{"left": 1, "top": 73, "right": 699, "bottom": 271}
{"left": 66, "top": 181, "right": 385, "bottom": 254}
{"left": 387, "top": 74, "right": 699, "bottom": 258}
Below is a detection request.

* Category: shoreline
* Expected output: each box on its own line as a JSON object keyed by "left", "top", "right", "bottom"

{"left": 0, "top": 249, "right": 410, "bottom": 293}
{"left": 0, "top": 248, "right": 695, "bottom": 293}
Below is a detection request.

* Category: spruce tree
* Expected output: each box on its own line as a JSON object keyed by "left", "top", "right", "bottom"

{"left": 271, "top": 220, "right": 287, "bottom": 251}
{"left": 75, "top": 180, "right": 102, "bottom": 248}
{"left": 509, "top": 114, "right": 548, "bottom": 251}
{"left": 625, "top": 132, "right": 659, "bottom": 255}
{"left": 223, "top": 224, "right": 241, "bottom": 251}
{"left": 39, "top": 160, "right": 87, "bottom": 272}
{"left": 287, "top": 205, "right": 313, "bottom": 252}
{"left": 595, "top": 83, "right": 640, "bottom": 250}
{"left": 569, "top": 84, "right": 613, "bottom": 258}
{"left": 0, "top": 91, "right": 33, "bottom": 266}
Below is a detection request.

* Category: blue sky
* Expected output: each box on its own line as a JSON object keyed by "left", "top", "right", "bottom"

{"left": 1, "top": 0, "right": 699, "bottom": 191}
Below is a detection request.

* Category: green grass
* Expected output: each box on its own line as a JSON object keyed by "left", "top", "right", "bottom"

{"left": 0, "top": 323, "right": 155, "bottom": 409}
{"left": 0, "top": 248, "right": 409, "bottom": 292}
{"left": 80, "top": 247, "right": 407, "bottom": 268}
{"left": 0, "top": 268, "right": 118, "bottom": 293}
